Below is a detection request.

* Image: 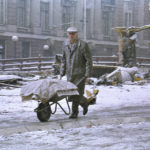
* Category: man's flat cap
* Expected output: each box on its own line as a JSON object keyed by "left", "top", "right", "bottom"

{"left": 67, "top": 27, "right": 78, "bottom": 33}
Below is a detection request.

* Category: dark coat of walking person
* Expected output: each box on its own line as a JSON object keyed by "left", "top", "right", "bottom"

{"left": 60, "top": 27, "right": 93, "bottom": 119}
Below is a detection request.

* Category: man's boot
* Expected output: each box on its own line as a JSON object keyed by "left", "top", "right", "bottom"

{"left": 69, "top": 97, "right": 79, "bottom": 119}
{"left": 69, "top": 112, "right": 78, "bottom": 119}
{"left": 80, "top": 96, "right": 89, "bottom": 115}
{"left": 83, "top": 102, "right": 88, "bottom": 115}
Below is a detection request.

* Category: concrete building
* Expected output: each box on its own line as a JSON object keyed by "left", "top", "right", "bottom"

{"left": 0, "top": 0, "right": 150, "bottom": 59}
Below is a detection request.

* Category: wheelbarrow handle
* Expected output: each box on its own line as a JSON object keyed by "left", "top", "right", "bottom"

{"left": 58, "top": 75, "right": 62, "bottom": 80}
{"left": 59, "top": 75, "right": 86, "bottom": 86}
{"left": 76, "top": 76, "right": 86, "bottom": 86}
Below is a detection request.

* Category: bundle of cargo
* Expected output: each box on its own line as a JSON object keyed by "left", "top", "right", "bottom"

{"left": 20, "top": 78, "right": 79, "bottom": 103}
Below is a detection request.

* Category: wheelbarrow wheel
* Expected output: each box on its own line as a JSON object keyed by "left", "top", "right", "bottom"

{"left": 37, "top": 102, "right": 51, "bottom": 122}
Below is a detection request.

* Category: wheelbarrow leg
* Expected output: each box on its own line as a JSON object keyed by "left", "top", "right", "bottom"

{"left": 55, "top": 97, "right": 71, "bottom": 115}
{"left": 49, "top": 97, "right": 71, "bottom": 115}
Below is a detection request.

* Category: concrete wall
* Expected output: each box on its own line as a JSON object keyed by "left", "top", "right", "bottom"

{"left": 0, "top": 0, "right": 149, "bottom": 59}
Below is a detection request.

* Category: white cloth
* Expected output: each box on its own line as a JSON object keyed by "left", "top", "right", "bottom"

{"left": 129, "top": 34, "right": 137, "bottom": 40}
{"left": 20, "top": 79, "right": 79, "bottom": 102}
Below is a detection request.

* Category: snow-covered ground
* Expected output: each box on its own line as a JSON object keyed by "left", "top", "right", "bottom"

{"left": 1, "top": 122, "right": 150, "bottom": 150}
{"left": 0, "top": 78, "right": 150, "bottom": 150}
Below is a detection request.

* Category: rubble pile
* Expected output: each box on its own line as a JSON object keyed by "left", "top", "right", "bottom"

{"left": 87, "top": 67, "right": 150, "bottom": 86}
{"left": 0, "top": 75, "right": 22, "bottom": 88}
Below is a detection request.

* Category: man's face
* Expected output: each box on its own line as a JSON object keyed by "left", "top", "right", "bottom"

{"left": 68, "top": 32, "right": 78, "bottom": 42}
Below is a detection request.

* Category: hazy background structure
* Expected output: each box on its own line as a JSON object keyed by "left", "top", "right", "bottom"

{"left": 0, "top": 0, "right": 150, "bottom": 59}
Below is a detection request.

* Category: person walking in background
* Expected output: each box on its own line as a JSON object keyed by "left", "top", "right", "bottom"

{"left": 60, "top": 27, "right": 93, "bottom": 119}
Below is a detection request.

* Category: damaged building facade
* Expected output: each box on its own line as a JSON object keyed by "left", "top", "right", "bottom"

{"left": 0, "top": 0, "right": 150, "bottom": 59}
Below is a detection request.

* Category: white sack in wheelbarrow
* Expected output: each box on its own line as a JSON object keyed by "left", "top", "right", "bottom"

{"left": 20, "top": 79, "right": 79, "bottom": 102}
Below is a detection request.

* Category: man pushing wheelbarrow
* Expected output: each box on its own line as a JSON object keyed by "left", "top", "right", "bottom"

{"left": 20, "top": 27, "right": 97, "bottom": 122}
{"left": 60, "top": 27, "right": 93, "bottom": 119}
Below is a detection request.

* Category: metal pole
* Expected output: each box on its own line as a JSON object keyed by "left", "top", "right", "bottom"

{"left": 12, "top": 36, "right": 18, "bottom": 58}
{"left": 84, "top": 0, "right": 87, "bottom": 41}
{"left": 14, "top": 42, "right": 16, "bottom": 58}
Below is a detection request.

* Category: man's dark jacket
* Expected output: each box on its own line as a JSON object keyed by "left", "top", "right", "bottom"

{"left": 60, "top": 39, "right": 93, "bottom": 86}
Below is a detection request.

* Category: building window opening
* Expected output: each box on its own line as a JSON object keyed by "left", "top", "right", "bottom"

{"left": 22, "top": 41, "right": 30, "bottom": 58}
{"left": 0, "top": 0, "right": 4, "bottom": 24}
{"left": 40, "top": 1, "right": 49, "bottom": 31}
{"left": 0, "top": 40, "right": 5, "bottom": 59}
{"left": 62, "top": 0, "right": 77, "bottom": 34}
{"left": 17, "top": 0, "right": 26, "bottom": 27}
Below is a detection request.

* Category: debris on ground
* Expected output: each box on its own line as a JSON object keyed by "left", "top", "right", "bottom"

{"left": 85, "top": 88, "right": 99, "bottom": 105}
{"left": 88, "top": 66, "right": 150, "bottom": 86}
{"left": 0, "top": 75, "right": 22, "bottom": 88}
{"left": 0, "top": 75, "right": 22, "bottom": 82}
{"left": 52, "top": 54, "right": 62, "bottom": 75}
{"left": 106, "top": 66, "right": 138, "bottom": 83}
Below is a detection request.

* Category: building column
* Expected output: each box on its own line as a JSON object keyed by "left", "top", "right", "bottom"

{"left": 26, "top": 0, "right": 31, "bottom": 27}
{"left": 31, "top": 0, "right": 41, "bottom": 33}
{"left": 49, "top": 0, "right": 54, "bottom": 33}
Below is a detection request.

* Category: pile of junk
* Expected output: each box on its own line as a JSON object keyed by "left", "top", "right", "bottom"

{"left": 87, "top": 66, "right": 150, "bottom": 86}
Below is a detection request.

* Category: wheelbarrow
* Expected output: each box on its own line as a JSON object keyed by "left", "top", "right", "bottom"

{"left": 20, "top": 78, "right": 79, "bottom": 122}
{"left": 34, "top": 95, "right": 74, "bottom": 122}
